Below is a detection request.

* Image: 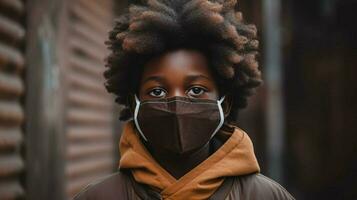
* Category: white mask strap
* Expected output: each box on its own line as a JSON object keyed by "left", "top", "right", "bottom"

{"left": 218, "top": 96, "right": 226, "bottom": 104}
{"left": 134, "top": 94, "right": 140, "bottom": 104}
{"left": 211, "top": 96, "right": 226, "bottom": 138}
{"left": 133, "top": 94, "right": 148, "bottom": 141}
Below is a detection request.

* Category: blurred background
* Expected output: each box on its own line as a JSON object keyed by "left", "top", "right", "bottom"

{"left": 0, "top": 0, "right": 356, "bottom": 199}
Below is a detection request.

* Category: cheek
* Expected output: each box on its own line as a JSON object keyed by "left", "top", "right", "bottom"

{"left": 205, "top": 89, "right": 219, "bottom": 100}
{"left": 138, "top": 90, "right": 147, "bottom": 100}
{"left": 138, "top": 84, "right": 151, "bottom": 100}
{"left": 139, "top": 88, "right": 155, "bottom": 101}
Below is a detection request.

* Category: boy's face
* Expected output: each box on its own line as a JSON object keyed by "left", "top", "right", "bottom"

{"left": 139, "top": 49, "right": 219, "bottom": 101}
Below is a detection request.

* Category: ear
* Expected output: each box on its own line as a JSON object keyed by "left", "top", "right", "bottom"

{"left": 222, "top": 95, "right": 233, "bottom": 118}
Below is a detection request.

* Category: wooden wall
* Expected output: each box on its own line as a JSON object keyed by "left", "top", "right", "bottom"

{"left": 64, "top": 0, "right": 116, "bottom": 198}
{"left": 0, "top": 0, "right": 126, "bottom": 199}
{"left": 0, "top": 0, "right": 26, "bottom": 199}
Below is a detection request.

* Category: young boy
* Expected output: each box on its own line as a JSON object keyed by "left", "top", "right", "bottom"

{"left": 74, "top": 0, "right": 295, "bottom": 199}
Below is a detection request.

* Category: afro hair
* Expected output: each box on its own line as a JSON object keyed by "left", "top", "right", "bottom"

{"left": 104, "top": 0, "right": 262, "bottom": 122}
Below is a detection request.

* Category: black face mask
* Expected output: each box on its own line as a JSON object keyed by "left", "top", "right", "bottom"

{"left": 133, "top": 95, "right": 225, "bottom": 155}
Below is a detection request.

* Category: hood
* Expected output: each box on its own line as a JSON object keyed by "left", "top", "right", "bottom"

{"left": 118, "top": 121, "right": 260, "bottom": 200}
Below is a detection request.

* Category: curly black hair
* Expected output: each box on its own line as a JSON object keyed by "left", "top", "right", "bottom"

{"left": 104, "top": 0, "right": 262, "bottom": 122}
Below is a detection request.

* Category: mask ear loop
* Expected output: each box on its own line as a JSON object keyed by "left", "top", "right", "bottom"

{"left": 134, "top": 94, "right": 148, "bottom": 141}
{"left": 210, "top": 96, "right": 226, "bottom": 139}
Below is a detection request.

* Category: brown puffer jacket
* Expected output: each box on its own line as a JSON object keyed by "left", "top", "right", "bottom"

{"left": 73, "top": 170, "right": 295, "bottom": 200}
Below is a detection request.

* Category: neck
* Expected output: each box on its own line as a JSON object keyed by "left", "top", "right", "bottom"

{"left": 147, "top": 143, "right": 213, "bottom": 179}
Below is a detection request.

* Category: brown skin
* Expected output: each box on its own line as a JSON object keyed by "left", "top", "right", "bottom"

{"left": 137, "top": 49, "right": 230, "bottom": 179}
{"left": 139, "top": 49, "right": 219, "bottom": 101}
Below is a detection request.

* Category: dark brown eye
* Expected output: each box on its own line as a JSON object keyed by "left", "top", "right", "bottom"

{"left": 149, "top": 88, "right": 166, "bottom": 98}
{"left": 187, "top": 86, "right": 206, "bottom": 97}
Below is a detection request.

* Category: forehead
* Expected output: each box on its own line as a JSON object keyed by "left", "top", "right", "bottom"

{"left": 142, "top": 49, "right": 212, "bottom": 78}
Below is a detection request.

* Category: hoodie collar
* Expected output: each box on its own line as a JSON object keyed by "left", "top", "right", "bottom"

{"left": 119, "top": 121, "right": 260, "bottom": 200}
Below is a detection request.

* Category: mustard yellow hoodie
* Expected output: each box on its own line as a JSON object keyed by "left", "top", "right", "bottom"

{"left": 119, "top": 121, "right": 260, "bottom": 200}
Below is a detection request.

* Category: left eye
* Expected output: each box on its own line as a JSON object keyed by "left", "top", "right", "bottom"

{"left": 149, "top": 88, "right": 167, "bottom": 98}
{"left": 187, "top": 87, "right": 206, "bottom": 97}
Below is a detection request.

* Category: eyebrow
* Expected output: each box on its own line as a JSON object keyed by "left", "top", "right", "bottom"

{"left": 141, "top": 76, "right": 167, "bottom": 85}
{"left": 142, "top": 74, "right": 212, "bottom": 85}
{"left": 184, "top": 75, "right": 212, "bottom": 85}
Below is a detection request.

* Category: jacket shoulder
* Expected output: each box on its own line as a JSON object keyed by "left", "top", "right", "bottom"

{"left": 72, "top": 171, "right": 132, "bottom": 200}
{"left": 233, "top": 173, "right": 295, "bottom": 200}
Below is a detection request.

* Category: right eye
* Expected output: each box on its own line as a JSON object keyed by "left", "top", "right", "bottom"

{"left": 148, "top": 88, "right": 167, "bottom": 98}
